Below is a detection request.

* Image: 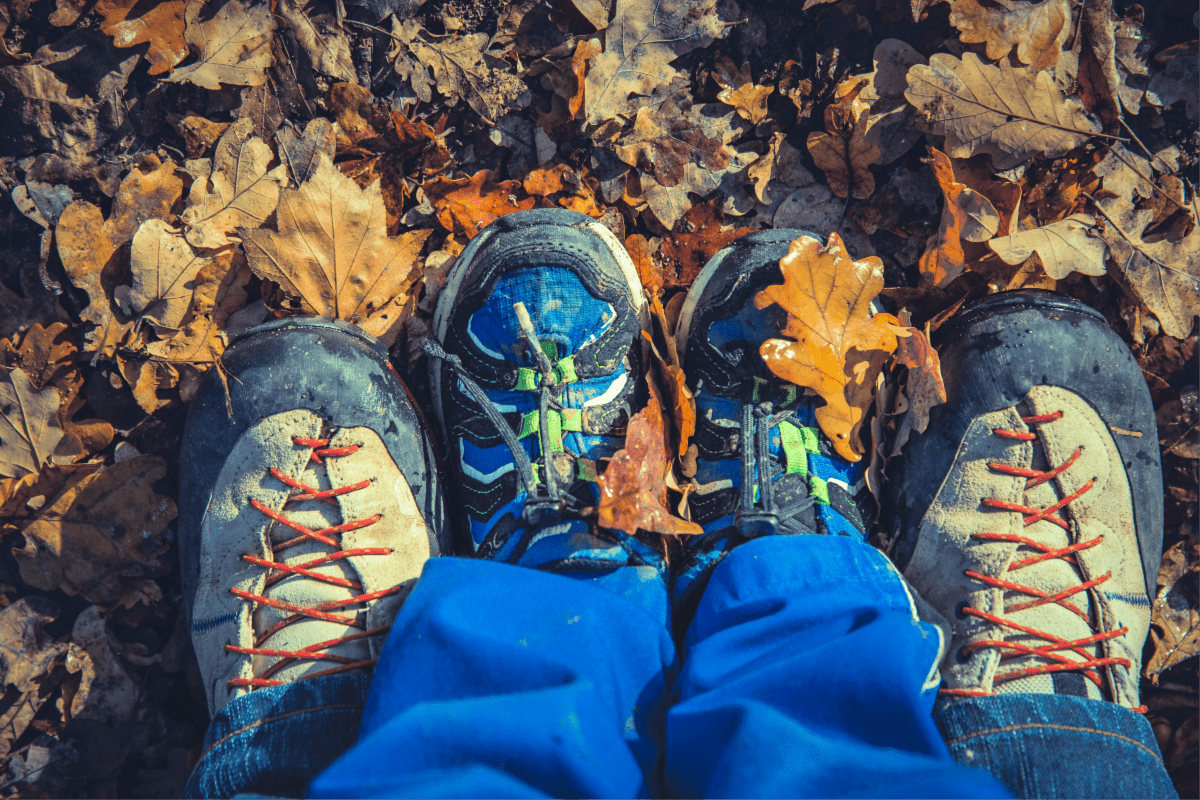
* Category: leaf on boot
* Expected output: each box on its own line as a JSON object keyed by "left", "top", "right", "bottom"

{"left": 712, "top": 54, "right": 773, "bottom": 125}
{"left": 919, "top": 147, "right": 1001, "bottom": 288}
{"left": 584, "top": 0, "right": 725, "bottom": 124}
{"left": 181, "top": 118, "right": 286, "bottom": 249}
{"left": 11, "top": 455, "right": 177, "bottom": 607}
{"left": 1146, "top": 539, "right": 1200, "bottom": 684}
{"left": 165, "top": 0, "right": 275, "bottom": 90}
{"left": 56, "top": 157, "right": 186, "bottom": 360}
{"left": 0, "top": 368, "right": 83, "bottom": 479}
{"left": 987, "top": 214, "right": 1107, "bottom": 279}
{"left": 755, "top": 233, "right": 900, "bottom": 462}
{"left": 596, "top": 383, "right": 702, "bottom": 536}
{"left": 890, "top": 312, "right": 946, "bottom": 456}
{"left": 240, "top": 154, "right": 432, "bottom": 333}
{"left": 948, "top": 0, "right": 1071, "bottom": 73}
{"left": 97, "top": 0, "right": 188, "bottom": 75}
{"left": 422, "top": 169, "right": 535, "bottom": 238}
{"left": 905, "top": 52, "right": 1100, "bottom": 170}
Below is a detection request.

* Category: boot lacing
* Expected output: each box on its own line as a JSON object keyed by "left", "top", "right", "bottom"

{"left": 225, "top": 435, "right": 399, "bottom": 690}
{"left": 944, "top": 410, "right": 1145, "bottom": 713}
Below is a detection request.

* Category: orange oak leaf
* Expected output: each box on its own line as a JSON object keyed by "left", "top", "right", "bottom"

{"left": 422, "top": 169, "right": 535, "bottom": 238}
{"left": 97, "top": 0, "right": 188, "bottom": 75}
{"left": 596, "top": 382, "right": 702, "bottom": 536}
{"left": 523, "top": 164, "right": 572, "bottom": 196}
{"left": 755, "top": 233, "right": 901, "bottom": 462}
{"left": 660, "top": 199, "right": 753, "bottom": 287}
{"left": 919, "top": 147, "right": 1001, "bottom": 288}
{"left": 712, "top": 54, "right": 773, "bottom": 125}
{"left": 890, "top": 311, "right": 947, "bottom": 455}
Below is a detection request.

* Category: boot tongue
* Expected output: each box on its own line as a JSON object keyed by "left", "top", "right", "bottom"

{"left": 252, "top": 454, "right": 370, "bottom": 683}
{"left": 991, "top": 439, "right": 1104, "bottom": 701}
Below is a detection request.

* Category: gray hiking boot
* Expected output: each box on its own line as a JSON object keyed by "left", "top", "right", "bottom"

{"left": 885, "top": 290, "right": 1163, "bottom": 712}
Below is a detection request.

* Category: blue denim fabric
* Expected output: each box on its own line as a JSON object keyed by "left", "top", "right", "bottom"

{"left": 935, "top": 693, "right": 1178, "bottom": 798}
{"left": 181, "top": 672, "right": 368, "bottom": 799}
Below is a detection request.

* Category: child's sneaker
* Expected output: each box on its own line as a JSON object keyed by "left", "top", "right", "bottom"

{"left": 179, "top": 318, "right": 447, "bottom": 714}
{"left": 885, "top": 290, "right": 1163, "bottom": 711}
{"left": 426, "top": 208, "right": 663, "bottom": 572}
{"left": 670, "top": 230, "right": 872, "bottom": 624}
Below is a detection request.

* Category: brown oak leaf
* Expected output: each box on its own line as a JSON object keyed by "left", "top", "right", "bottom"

{"left": 890, "top": 312, "right": 947, "bottom": 456}
{"left": 756, "top": 233, "right": 900, "bottom": 462}
{"left": 240, "top": 154, "right": 432, "bottom": 340}
{"left": 0, "top": 369, "right": 82, "bottom": 479}
{"left": 660, "top": 199, "right": 753, "bottom": 287}
{"left": 807, "top": 79, "right": 881, "bottom": 199}
{"left": 596, "top": 383, "right": 702, "bottom": 536}
{"left": 1145, "top": 539, "right": 1200, "bottom": 683}
{"left": 165, "top": 0, "right": 275, "bottom": 90}
{"left": 920, "top": 148, "right": 1001, "bottom": 288}
{"left": 0, "top": 596, "right": 67, "bottom": 753}
{"left": 97, "top": 0, "right": 188, "bottom": 75}
{"left": 948, "top": 0, "right": 1071, "bottom": 73}
{"left": 712, "top": 54, "right": 773, "bottom": 125}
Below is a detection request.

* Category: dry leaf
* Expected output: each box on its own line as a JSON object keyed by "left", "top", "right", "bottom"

{"left": 756, "top": 233, "right": 900, "bottom": 462}
{"left": 240, "top": 154, "right": 432, "bottom": 333}
{"left": 987, "top": 214, "right": 1108, "bottom": 279}
{"left": 614, "top": 105, "right": 730, "bottom": 191}
{"left": 1076, "top": 0, "right": 1122, "bottom": 130}
{"left": 116, "top": 220, "right": 221, "bottom": 332}
{"left": 66, "top": 606, "right": 138, "bottom": 726}
{"left": 660, "top": 198, "right": 753, "bottom": 287}
{"left": 807, "top": 79, "right": 881, "bottom": 199}
{"left": 596, "top": 383, "right": 702, "bottom": 536}
{"left": 145, "top": 260, "right": 252, "bottom": 364}
{"left": 747, "top": 132, "right": 812, "bottom": 204}
{"left": 0, "top": 368, "right": 83, "bottom": 478}
{"left": 57, "top": 157, "right": 185, "bottom": 359}
{"left": 712, "top": 54, "right": 773, "bottom": 125}
{"left": 948, "top": 0, "right": 1071, "bottom": 73}
{"left": 1145, "top": 539, "right": 1200, "bottom": 683}
{"left": 12, "top": 455, "right": 176, "bottom": 606}
{"left": 174, "top": 115, "right": 231, "bottom": 158}
{"left": 277, "top": 119, "right": 336, "bottom": 187}
{"left": 412, "top": 32, "right": 530, "bottom": 123}
{"left": 165, "top": 0, "right": 275, "bottom": 90}
{"left": 1145, "top": 41, "right": 1199, "bottom": 122}
{"left": 584, "top": 0, "right": 725, "bottom": 124}
{"left": 422, "top": 169, "right": 535, "bottom": 238}
{"left": 0, "top": 596, "right": 66, "bottom": 694}
{"left": 905, "top": 52, "right": 1100, "bottom": 170}
{"left": 890, "top": 314, "right": 946, "bottom": 456}
{"left": 97, "top": 0, "right": 188, "bottom": 75}
{"left": 855, "top": 39, "right": 928, "bottom": 166}
{"left": 181, "top": 118, "right": 286, "bottom": 249}
{"left": 276, "top": 0, "right": 355, "bottom": 83}
{"left": 920, "top": 148, "right": 1001, "bottom": 288}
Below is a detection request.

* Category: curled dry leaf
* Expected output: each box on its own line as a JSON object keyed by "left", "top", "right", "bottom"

{"left": 57, "top": 157, "right": 185, "bottom": 359}
{"left": 920, "top": 148, "right": 1001, "bottom": 288}
{"left": 987, "top": 214, "right": 1108, "bottom": 279}
{"left": 584, "top": 0, "right": 725, "bottom": 124}
{"left": 948, "top": 0, "right": 1071, "bottom": 73}
{"left": 756, "top": 233, "right": 900, "bottom": 462}
{"left": 96, "top": 0, "right": 188, "bottom": 75}
{"left": 0, "top": 368, "right": 83, "bottom": 478}
{"left": 905, "top": 52, "right": 1100, "bottom": 170}
{"left": 596, "top": 383, "right": 702, "bottom": 536}
{"left": 165, "top": 0, "right": 275, "bottom": 90}
{"left": 712, "top": 54, "right": 773, "bottom": 125}
{"left": 181, "top": 118, "right": 286, "bottom": 249}
{"left": 890, "top": 313, "right": 946, "bottom": 456}
{"left": 12, "top": 455, "right": 177, "bottom": 607}
{"left": 422, "top": 169, "right": 535, "bottom": 238}
{"left": 240, "top": 154, "right": 433, "bottom": 339}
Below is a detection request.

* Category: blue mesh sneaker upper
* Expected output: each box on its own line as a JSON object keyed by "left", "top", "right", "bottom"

{"left": 671, "top": 230, "right": 871, "bottom": 621}
{"left": 428, "top": 208, "right": 663, "bottom": 574}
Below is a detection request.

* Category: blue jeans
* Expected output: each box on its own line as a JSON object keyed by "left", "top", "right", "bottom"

{"left": 183, "top": 536, "right": 1175, "bottom": 798}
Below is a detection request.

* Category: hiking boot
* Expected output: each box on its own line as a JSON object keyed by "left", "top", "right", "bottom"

{"left": 670, "top": 230, "right": 871, "bottom": 623}
{"left": 885, "top": 290, "right": 1163, "bottom": 711}
{"left": 426, "top": 208, "right": 663, "bottom": 571}
{"left": 179, "top": 318, "right": 447, "bottom": 715}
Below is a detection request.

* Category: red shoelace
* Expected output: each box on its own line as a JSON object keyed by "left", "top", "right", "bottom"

{"left": 942, "top": 411, "right": 1146, "bottom": 713}
{"left": 225, "top": 436, "right": 399, "bottom": 690}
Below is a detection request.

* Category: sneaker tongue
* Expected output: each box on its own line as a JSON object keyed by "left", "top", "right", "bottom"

{"left": 252, "top": 459, "right": 369, "bottom": 683}
{"left": 991, "top": 470, "right": 1104, "bottom": 701}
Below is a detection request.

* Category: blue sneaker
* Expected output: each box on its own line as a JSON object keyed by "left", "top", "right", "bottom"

{"left": 671, "top": 230, "right": 871, "bottom": 624}
{"left": 426, "top": 208, "right": 664, "bottom": 573}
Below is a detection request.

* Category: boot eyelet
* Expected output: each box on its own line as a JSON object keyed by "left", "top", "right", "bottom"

{"left": 956, "top": 646, "right": 971, "bottom": 664}
{"left": 955, "top": 600, "right": 970, "bottom": 620}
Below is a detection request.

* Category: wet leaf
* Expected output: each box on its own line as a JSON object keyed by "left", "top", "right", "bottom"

{"left": 181, "top": 118, "right": 286, "bottom": 249}
{"left": 756, "top": 233, "right": 901, "bottom": 462}
{"left": 596, "top": 383, "right": 702, "bottom": 536}
{"left": 422, "top": 169, "right": 535, "bottom": 238}
{"left": 920, "top": 147, "right": 1001, "bottom": 288}
{"left": 987, "top": 214, "right": 1108, "bottom": 279}
{"left": 948, "top": 0, "right": 1071, "bottom": 73}
{"left": 660, "top": 198, "right": 753, "bottom": 287}
{"left": 905, "top": 52, "right": 1100, "bottom": 170}
{"left": 96, "top": 0, "right": 188, "bottom": 75}
{"left": 0, "top": 368, "right": 82, "bottom": 479}
{"left": 165, "top": 0, "right": 275, "bottom": 90}
{"left": 57, "top": 157, "right": 186, "bottom": 360}
{"left": 12, "top": 455, "right": 177, "bottom": 607}
{"left": 712, "top": 54, "right": 773, "bottom": 125}
{"left": 240, "top": 154, "right": 432, "bottom": 337}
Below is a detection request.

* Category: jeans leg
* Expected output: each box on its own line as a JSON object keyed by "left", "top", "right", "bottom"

{"left": 666, "top": 535, "right": 1012, "bottom": 798}
{"left": 935, "top": 694, "right": 1178, "bottom": 798}
{"left": 181, "top": 673, "right": 369, "bottom": 799}
{"left": 308, "top": 556, "right": 676, "bottom": 798}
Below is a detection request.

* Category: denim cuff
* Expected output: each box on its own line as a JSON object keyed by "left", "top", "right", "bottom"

{"left": 182, "top": 673, "right": 370, "bottom": 799}
{"left": 935, "top": 693, "right": 1178, "bottom": 799}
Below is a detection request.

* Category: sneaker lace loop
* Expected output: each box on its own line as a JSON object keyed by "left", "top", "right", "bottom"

{"left": 225, "top": 436, "right": 396, "bottom": 690}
